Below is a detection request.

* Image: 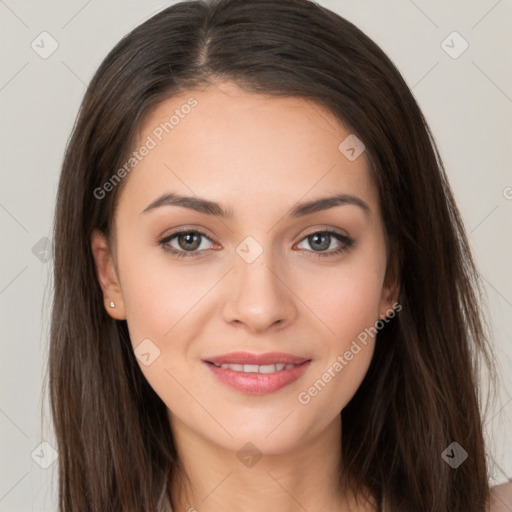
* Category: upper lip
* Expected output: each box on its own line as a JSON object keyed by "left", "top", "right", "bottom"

{"left": 204, "top": 352, "right": 311, "bottom": 366}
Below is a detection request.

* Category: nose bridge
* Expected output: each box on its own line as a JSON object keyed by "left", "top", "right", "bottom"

{"left": 222, "top": 235, "right": 296, "bottom": 331}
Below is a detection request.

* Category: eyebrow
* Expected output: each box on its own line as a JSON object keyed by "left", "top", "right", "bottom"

{"left": 141, "top": 192, "right": 370, "bottom": 218}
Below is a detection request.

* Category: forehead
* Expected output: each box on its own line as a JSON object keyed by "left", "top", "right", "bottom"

{"left": 119, "top": 81, "right": 377, "bottom": 217}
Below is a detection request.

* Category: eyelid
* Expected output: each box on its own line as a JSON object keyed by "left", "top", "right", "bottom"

{"left": 157, "top": 224, "right": 216, "bottom": 241}
{"left": 297, "top": 224, "right": 350, "bottom": 239}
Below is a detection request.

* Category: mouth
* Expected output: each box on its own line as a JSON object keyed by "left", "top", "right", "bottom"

{"left": 203, "top": 351, "right": 311, "bottom": 367}
{"left": 202, "top": 352, "right": 312, "bottom": 394}
{"left": 204, "top": 361, "right": 305, "bottom": 373}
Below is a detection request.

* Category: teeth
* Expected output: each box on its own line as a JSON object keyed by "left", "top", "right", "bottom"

{"left": 243, "top": 364, "right": 260, "bottom": 373}
{"left": 216, "top": 363, "right": 297, "bottom": 373}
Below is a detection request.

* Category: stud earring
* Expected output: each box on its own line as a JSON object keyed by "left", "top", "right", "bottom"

{"left": 109, "top": 300, "right": 116, "bottom": 308}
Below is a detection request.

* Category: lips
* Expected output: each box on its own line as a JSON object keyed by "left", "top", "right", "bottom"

{"left": 204, "top": 357, "right": 312, "bottom": 394}
{"left": 202, "top": 351, "right": 312, "bottom": 394}
{"left": 204, "top": 351, "right": 311, "bottom": 366}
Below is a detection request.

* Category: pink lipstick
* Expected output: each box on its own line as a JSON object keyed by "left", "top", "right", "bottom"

{"left": 202, "top": 351, "right": 312, "bottom": 395}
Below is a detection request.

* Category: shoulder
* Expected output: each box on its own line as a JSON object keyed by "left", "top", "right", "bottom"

{"left": 490, "top": 480, "right": 512, "bottom": 512}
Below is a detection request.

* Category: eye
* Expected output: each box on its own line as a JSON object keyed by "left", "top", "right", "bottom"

{"left": 158, "top": 228, "right": 354, "bottom": 259}
{"left": 159, "top": 229, "right": 215, "bottom": 258}
{"left": 295, "top": 230, "right": 354, "bottom": 258}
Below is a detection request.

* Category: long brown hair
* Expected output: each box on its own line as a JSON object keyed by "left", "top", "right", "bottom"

{"left": 49, "top": 0, "right": 497, "bottom": 510}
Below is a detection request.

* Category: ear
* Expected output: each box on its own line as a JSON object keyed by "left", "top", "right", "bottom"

{"left": 90, "top": 229, "right": 126, "bottom": 320}
{"left": 378, "top": 255, "right": 400, "bottom": 320}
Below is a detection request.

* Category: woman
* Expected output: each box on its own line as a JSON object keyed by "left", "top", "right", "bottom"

{"left": 49, "top": 0, "right": 510, "bottom": 510}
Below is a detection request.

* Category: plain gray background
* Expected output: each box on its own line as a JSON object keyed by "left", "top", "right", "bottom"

{"left": 1, "top": 0, "right": 511, "bottom": 510}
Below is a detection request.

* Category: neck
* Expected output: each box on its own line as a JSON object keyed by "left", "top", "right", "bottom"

{"left": 167, "top": 413, "right": 376, "bottom": 512}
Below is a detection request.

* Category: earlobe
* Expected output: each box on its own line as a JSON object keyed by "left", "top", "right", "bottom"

{"left": 378, "top": 297, "right": 399, "bottom": 320}
{"left": 90, "top": 229, "right": 126, "bottom": 320}
{"left": 378, "top": 258, "right": 401, "bottom": 320}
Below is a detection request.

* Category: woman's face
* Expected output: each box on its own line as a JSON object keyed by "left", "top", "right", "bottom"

{"left": 92, "top": 80, "right": 396, "bottom": 454}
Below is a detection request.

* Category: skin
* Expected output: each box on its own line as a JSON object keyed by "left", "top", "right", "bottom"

{"left": 91, "top": 80, "right": 399, "bottom": 512}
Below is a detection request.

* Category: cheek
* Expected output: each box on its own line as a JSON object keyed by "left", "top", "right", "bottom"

{"left": 304, "top": 256, "right": 385, "bottom": 342}
{"left": 292, "top": 251, "right": 385, "bottom": 412}
{"left": 118, "top": 239, "right": 217, "bottom": 345}
{"left": 296, "top": 272, "right": 381, "bottom": 404}
{"left": 118, "top": 257, "right": 212, "bottom": 408}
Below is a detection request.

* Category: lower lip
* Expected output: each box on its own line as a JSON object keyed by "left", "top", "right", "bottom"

{"left": 203, "top": 360, "right": 311, "bottom": 395}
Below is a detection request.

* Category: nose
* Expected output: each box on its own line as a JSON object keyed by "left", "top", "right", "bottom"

{"left": 221, "top": 250, "right": 298, "bottom": 333}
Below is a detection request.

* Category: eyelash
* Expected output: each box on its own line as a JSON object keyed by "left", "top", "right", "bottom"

{"left": 158, "top": 228, "right": 355, "bottom": 259}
